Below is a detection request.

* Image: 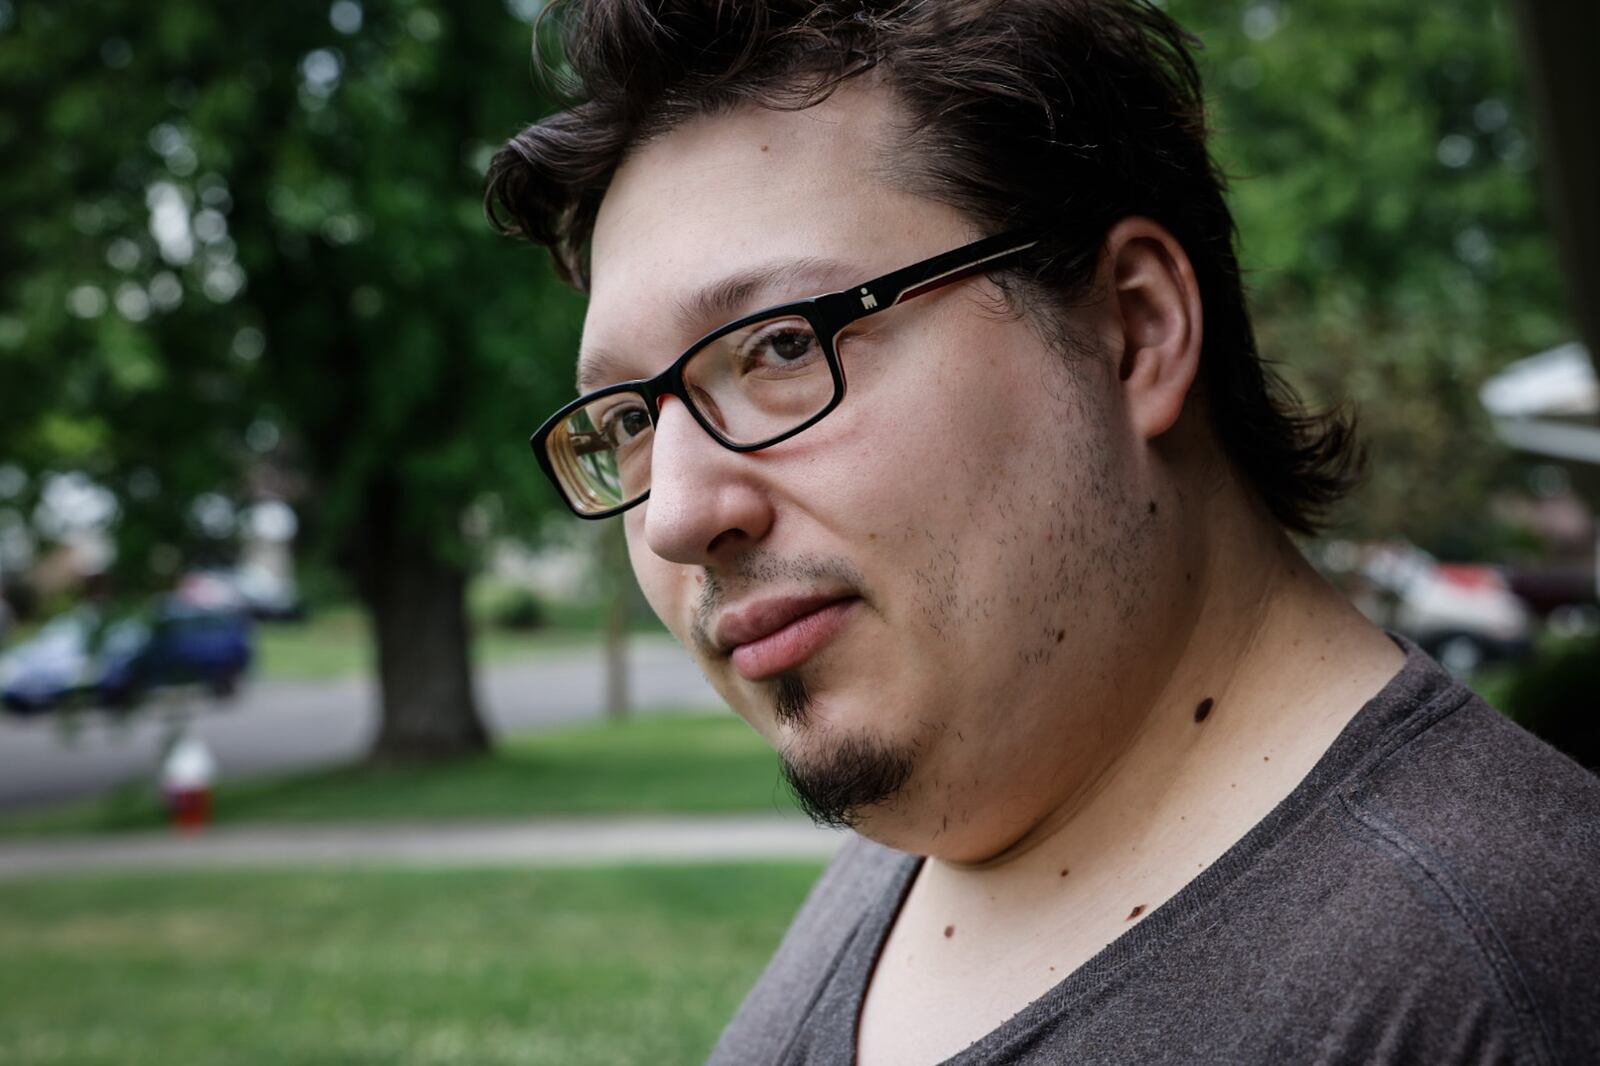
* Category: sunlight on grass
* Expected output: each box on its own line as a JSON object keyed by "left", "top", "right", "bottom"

{"left": 0, "top": 863, "right": 821, "bottom": 1065}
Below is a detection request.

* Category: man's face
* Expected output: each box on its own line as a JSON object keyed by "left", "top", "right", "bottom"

{"left": 583, "top": 87, "right": 1169, "bottom": 857}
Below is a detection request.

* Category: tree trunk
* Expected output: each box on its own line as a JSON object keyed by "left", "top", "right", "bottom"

{"left": 355, "top": 495, "right": 490, "bottom": 762}
{"left": 602, "top": 522, "right": 631, "bottom": 721}
{"left": 1514, "top": 0, "right": 1600, "bottom": 374}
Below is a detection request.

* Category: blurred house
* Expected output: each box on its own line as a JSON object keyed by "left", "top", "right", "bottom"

{"left": 1481, "top": 342, "right": 1600, "bottom": 609}
{"left": 1481, "top": 342, "right": 1600, "bottom": 465}
{"left": 1320, "top": 540, "right": 1535, "bottom": 675}
{"left": 1484, "top": 344, "right": 1600, "bottom": 531}
{"left": 28, "top": 536, "right": 114, "bottom": 604}
{"left": 1, "top": 477, "right": 301, "bottom": 624}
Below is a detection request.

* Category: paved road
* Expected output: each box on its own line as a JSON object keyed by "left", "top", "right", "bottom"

{"left": 0, "top": 636, "right": 719, "bottom": 813}
{"left": 0, "top": 814, "right": 843, "bottom": 879}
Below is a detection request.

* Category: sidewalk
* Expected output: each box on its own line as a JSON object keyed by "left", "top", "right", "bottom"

{"left": 0, "top": 814, "right": 845, "bottom": 880}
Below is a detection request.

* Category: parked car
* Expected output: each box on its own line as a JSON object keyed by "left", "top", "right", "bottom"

{"left": 0, "top": 608, "right": 99, "bottom": 714}
{"left": 98, "top": 602, "right": 253, "bottom": 707}
{"left": 0, "top": 601, "right": 252, "bottom": 715}
{"left": 1320, "top": 541, "right": 1534, "bottom": 676}
{"left": 1503, "top": 565, "right": 1600, "bottom": 631}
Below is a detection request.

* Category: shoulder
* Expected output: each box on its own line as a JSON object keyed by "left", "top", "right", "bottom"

{"left": 1337, "top": 677, "right": 1600, "bottom": 1063}
{"left": 1345, "top": 679, "right": 1600, "bottom": 903}
{"left": 707, "top": 833, "right": 913, "bottom": 1066}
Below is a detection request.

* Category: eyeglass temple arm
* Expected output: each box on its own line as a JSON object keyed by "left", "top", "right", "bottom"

{"left": 847, "top": 231, "right": 1038, "bottom": 315}
{"left": 567, "top": 431, "right": 612, "bottom": 457}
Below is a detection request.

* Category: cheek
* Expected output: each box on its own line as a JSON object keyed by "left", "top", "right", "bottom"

{"left": 845, "top": 338, "right": 1133, "bottom": 667}
{"left": 824, "top": 344, "right": 1076, "bottom": 616}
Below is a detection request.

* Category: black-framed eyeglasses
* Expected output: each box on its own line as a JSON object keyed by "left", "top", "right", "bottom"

{"left": 531, "top": 229, "right": 1039, "bottom": 518}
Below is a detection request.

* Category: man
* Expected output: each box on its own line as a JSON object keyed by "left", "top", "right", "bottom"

{"left": 487, "top": 2, "right": 1600, "bottom": 1062}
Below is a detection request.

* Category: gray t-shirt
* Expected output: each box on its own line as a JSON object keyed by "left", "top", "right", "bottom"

{"left": 708, "top": 642, "right": 1600, "bottom": 1064}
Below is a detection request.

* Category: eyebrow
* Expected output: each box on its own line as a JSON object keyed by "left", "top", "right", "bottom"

{"left": 575, "top": 256, "right": 860, "bottom": 393}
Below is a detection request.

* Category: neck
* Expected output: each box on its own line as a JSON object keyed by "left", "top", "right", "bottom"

{"left": 924, "top": 483, "right": 1403, "bottom": 894}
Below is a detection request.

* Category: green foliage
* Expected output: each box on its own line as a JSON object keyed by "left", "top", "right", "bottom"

{"left": 1491, "top": 632, "right": 1600, "bottom": 767}
{"left": 1166, "top": 0, "right": 1569, "bottom": 551}
{"left": 0, "top": 863, "right": 822, "bottom": 1065}
{"left": 0, "top": 0, "right": 581, "bottom": 592}
{"left": 478, "top": 583, "right": 549, "bottom": 631}
{"left": 0, "top": 0, "right": 1576, "bottom": 591}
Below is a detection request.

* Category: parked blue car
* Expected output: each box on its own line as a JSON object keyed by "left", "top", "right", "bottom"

{"left": 0, "top": 609, "right": 96, "bottom": 714}
{"left": 0, "top": 602, "right": 252, "bottom": 715}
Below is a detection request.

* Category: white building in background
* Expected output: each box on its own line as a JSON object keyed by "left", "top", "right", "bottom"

{"left": 232, "top": 499, "right": 302, "bottom": 618}
{"left": 1481, "top": 342, "right": 1600, "bottom": 464}
{"left": 1480, "top": 342, "right": 1600, "bottom": 599}
{"left": 489, "top": 521, "right": 603, "bottom": 604}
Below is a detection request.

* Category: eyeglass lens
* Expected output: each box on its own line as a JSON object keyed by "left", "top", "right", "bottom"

{"left": 546, "top": 313, "right": 837, "bottom": 515}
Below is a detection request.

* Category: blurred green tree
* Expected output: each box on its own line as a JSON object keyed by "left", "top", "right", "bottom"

{"left": 1168, "top": 0, "right": 1571, "bottom": 556}
{"left": 0, "top": 0, "right": 1578, "bottom": 762}
{"left": 0, "top": 0, "right": 583, "bottom": 759}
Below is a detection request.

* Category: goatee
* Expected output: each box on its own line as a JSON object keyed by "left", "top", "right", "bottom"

{"left": 780, "top": 730, "right": 914, "bottom": 830}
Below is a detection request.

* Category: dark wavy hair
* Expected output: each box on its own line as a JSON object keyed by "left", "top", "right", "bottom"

{"left": 485, "top": 0, "right": 1361, "bottom": 534}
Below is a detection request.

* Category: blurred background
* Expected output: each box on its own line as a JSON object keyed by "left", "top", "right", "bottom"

{"left": 0, "top": 0, "right": 1595, "bottom": 1063}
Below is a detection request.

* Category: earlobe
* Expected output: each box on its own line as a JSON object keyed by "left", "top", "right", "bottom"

{"left": 1105, "top": 219, "right": 1202, "bottom": 441}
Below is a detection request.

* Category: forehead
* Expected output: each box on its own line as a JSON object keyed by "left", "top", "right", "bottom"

{"left": 581, "top": 86, "right": 974, "bottom": 382}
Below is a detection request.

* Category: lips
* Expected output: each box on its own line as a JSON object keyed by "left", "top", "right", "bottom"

{"left": 714, "top": 594, "right": 860, "bottom": 682}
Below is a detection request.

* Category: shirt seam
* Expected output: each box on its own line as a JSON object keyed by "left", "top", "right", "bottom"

{"left": 1336, "top": 699, "right": 1557, "bottom": 1066}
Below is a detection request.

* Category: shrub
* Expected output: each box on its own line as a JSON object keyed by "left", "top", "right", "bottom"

{"left": 487, "top": 587, "right": 547, "bottom": 632}
{"left": 1497, "top": 633, "right": 1600, "bottom": 772}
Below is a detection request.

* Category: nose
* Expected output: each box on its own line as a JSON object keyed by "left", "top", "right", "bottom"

{"left": 642, "top": 396, "right": 775, "bottom": 566}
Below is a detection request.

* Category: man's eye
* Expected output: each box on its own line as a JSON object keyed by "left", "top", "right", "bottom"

{"left": 765, "top": 329, "right": 815, "bottom": 362}
{"left": 599, "top": 404, "right": 652, "bottom": 446}
{"left": 740, "top": 322, "right": 819, "bottom": 370}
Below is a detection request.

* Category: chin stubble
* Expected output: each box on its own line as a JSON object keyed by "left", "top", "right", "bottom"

{"left": 779, "top": 728, "right": 915, "bottom": 831}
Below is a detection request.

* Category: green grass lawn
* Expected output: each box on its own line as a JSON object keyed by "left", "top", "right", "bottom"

{"left": 0, "top": 862, "right": 822, "bottom": 1066}
{"left": 0, "top": 713, "right": 800, "bottom": 836}
{"left": 253, "top": 607, "right": 379, "bottom": 680}
{"left": 253, "top": 606, "right": 655, "bottom": 682}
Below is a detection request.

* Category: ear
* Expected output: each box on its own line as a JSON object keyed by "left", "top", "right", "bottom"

{"left": 1101, "top": 218, "right": 1202, "bottom": 441}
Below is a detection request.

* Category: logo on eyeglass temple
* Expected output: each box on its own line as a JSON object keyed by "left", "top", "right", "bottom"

{"left": 859, "top": 287, "right": 878, "bottom": 310}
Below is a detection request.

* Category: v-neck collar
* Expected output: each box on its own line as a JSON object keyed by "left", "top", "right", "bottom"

{"left": 803, "top": 637, "right": 1467, "bottom": 1065}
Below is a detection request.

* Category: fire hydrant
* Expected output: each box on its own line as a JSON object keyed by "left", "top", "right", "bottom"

{"left": 161, "top": 734, "right": 217, "bottom": 831}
